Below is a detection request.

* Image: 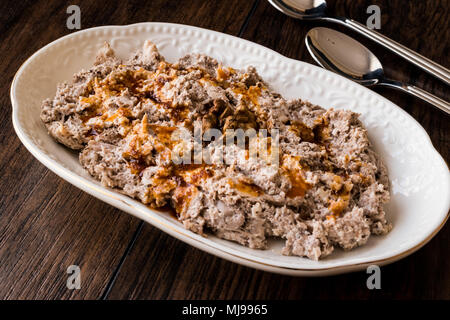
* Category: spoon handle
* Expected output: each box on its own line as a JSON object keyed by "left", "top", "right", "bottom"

{"left": 380, "top": 81, "right": 450, "bottom": 114}
{"left": 330, "top": 18, "right": 450, "bottom": 85}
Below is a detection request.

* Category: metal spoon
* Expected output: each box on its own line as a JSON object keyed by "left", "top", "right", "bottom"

{"left": 268, "top": 0, "right": 450, "bottom": 85}
{"left": 305, "top": 27, "right": 450, "bottom": 114}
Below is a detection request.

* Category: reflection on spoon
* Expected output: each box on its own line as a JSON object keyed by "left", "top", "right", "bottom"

{"left": 305, "top": 27, "right": 450, "bottom": 114}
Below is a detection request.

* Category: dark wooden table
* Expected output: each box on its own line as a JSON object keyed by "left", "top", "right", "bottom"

{"left": 0, "top": 0, "right": 448, "bottom": 300}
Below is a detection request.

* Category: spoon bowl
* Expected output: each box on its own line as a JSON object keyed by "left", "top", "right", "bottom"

{"left": 268, "top": 0, "right": 327, "bottom": 19}
{"left": 305, "top": 27, "right": 384, "bottom": 86}
{"left": 305, "top": 27, "right": 450, "bottom": 114}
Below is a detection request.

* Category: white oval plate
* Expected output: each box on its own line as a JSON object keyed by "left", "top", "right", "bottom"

{"left": 11, "top": 23, "right": 450, "bottom": 276}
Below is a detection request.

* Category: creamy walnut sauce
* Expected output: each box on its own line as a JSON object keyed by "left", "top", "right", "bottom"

{"left": 41, "top": 41, "right": 391, "bottom": 260}
{"left": 76, "top": 60, "right": 279, "bottom": 215}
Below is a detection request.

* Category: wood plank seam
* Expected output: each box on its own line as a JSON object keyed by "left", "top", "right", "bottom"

{"left": 100, "top": 222, "right": 144, "bottom": 300}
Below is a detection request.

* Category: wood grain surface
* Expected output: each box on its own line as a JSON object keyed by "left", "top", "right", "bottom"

{"left": 0, "top": 0, "right": 448, "bottom": 300}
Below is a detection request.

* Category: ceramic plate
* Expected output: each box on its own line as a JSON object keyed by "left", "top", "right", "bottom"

{"left": 11, "top": 23, "right": 450, "bottom": 276}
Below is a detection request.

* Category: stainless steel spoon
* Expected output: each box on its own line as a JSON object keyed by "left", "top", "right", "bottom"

{"left": 269, "top": 0, "right": 450, "bottom": 85}
{"left": 305, "top": 27, "right": 450, "bottom": 114}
